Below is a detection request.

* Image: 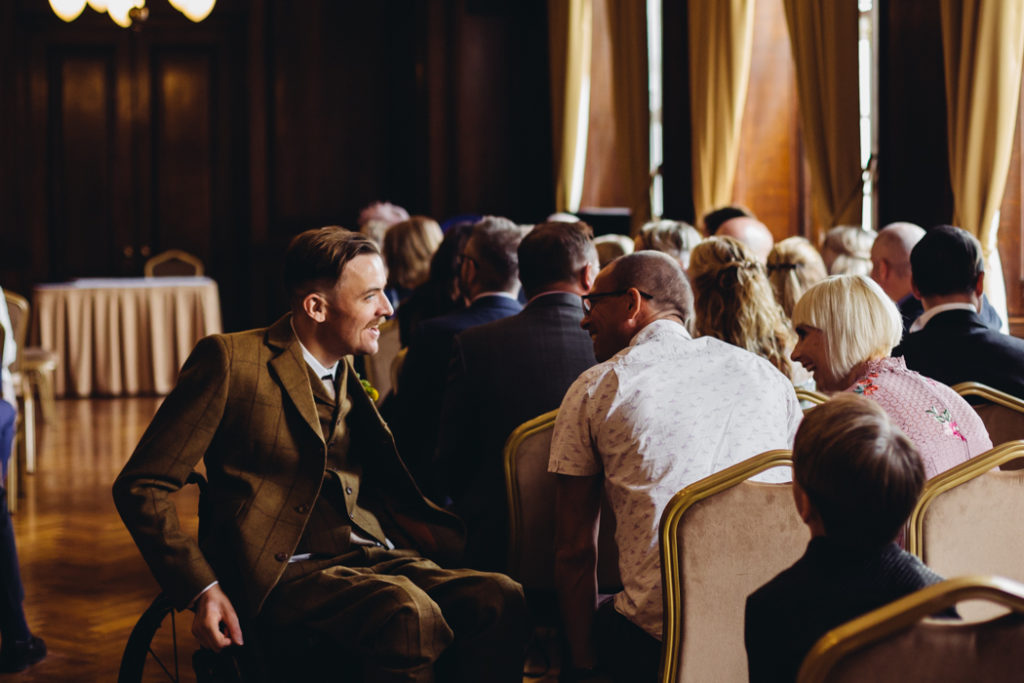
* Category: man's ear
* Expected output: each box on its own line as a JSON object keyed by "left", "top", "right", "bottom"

{"left": 302, "top": 292, "right": 328, "bottom": 323}
{"left": 624, "top": 287, "right": 646, "bottom": 321}
{"left": 910, "top": 278, "right": 921, "bottom": 301}
{"left": 793, "top": 481, "right": 825, "bottom": 536}
{"left": 975, "top": 270, "right": 986, "bottom": 298}
{"left": 580, "top": 262, "right": 598, "bottom": 292}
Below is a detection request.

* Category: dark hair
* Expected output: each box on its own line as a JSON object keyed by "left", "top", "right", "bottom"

{"left": 794, "top": 394, "right": 925, "bottom": 548}
{"left": 517, "top": 221, "right": 596, "bottom": 298}
{"left": 604, "top": 251, "right": 694, "bottom": 329}
{"left": 465, "top": 217, "right": 524, "bottom": 292}
{"left": 284, "top": 226, "right": 379, "bottom": 305}
{"left": 910, "top": 224, "right": 984, "bottom": 298}
{"left": 702, "top": 205, "right": 753, "bottom": 236}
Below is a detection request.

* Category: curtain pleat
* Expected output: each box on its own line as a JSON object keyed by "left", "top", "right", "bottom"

{"left": 940, "top": 0, "right": 1024, "bottom": 326}
{"left": 549, "top": 0, "right": 593, "bottom": 213}
{"left": 687, "top": 0, "right": 756, "bottom": 227}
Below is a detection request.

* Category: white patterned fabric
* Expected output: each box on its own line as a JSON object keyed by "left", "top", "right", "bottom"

{"left": 550, "top": 319, "right": 801, "bottom": 638}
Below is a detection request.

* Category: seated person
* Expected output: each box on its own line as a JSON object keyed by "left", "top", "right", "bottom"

{"left": 381, "top": 215, "right": 444, "bottom": 309}
{"left": 633, "top": 219, "right": 702, "bottom": 273}
{"left": 897, "top": 224, "right": 1024, "bottom": 398}
{"left": 745, "top": 393, "right": 953, "bottom": 683}
{"left": 113, "top": 227, "right": 526, "bottom": 681}
{"left": 821, "top": 225, "right": 874, "bottom": 277}
{"left": 593, "top": 234, "right": 634, "bottom": 269}
{"left": 766, "top": 236, "right": 828, "bottom": 322}
{"left": 357, "top": 200, "right": 409, "bottom": 247}
{"left": 689, "top": 236, "right": 802, "bottom": 384}
{"left": 550, "top": 251, "right": 800, "bottom": 683}
{"left": 791, "top": 275, "right": 991, "bottom": 479}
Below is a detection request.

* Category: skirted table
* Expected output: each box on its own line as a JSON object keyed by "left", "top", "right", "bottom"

{"left": 33, "top": 277, "right": 222, "bottom": 397}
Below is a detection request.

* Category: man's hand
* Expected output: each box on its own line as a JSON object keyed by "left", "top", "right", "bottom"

{"left": 192, "top": 584, "right": 244, "bottom": 652}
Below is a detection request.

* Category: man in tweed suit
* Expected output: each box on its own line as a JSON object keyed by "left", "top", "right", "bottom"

{"left": 113, "top": 227, "right": 526, "bottom": 682}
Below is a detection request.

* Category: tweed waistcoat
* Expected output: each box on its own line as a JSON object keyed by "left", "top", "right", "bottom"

{"left": 293, "top": 363, "right": 389, "bottom": 555}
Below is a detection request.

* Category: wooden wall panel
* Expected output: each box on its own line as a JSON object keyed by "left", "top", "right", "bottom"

{"left": 50, "top": 52, "right": 120, "bottom": 279}
{"left": 152, "top": 49, "right": 214, "bottom": 262}
{"left": 661, "top": 0, "right": 695, "bottom": 223}
{"left": 731, "top": 0, "right": 807, "bottom": 241}
{"left": 998, "top": 81, "right": 1024, "bottom": 337}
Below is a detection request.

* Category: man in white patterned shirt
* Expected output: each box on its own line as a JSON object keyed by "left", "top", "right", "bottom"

{"left": 549, "top": 251, "right": 801, "bottom": 683}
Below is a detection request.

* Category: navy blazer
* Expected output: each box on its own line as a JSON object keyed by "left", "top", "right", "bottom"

{"left": 388, "top": 294, "right": 523, "bottom": 498}
{"left": 896, "top": 308, "right": 1024, "bottom": 399}
{"left": 435, "top": 292, "right": 597, "bottom": 570}
{"left": 899, "top": 293, "right": 1001, "bottom": 335}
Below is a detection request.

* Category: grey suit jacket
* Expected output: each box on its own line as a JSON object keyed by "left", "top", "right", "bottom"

{"left": 435, "top": 291, "right": 597, "bottom": 570}
{"left": 113, "top": 315, "right": 463, "bottom": 617}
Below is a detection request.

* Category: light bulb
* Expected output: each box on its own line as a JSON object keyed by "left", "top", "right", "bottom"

{"left": 49, "top": 0, "right": 87, "bottom": 22}
{"left": 106, "top": 0, "right": 133, "bottom": 27}
{"left": 86, "top": 0, "right": 108, "bottom": 13}
{"left": 179, "top": 0, "right": 215, "bottom": 23}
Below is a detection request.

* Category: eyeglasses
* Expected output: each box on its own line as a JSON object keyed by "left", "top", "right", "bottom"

{"left": 581, "top": 289, "right": 654, "bottom": 314}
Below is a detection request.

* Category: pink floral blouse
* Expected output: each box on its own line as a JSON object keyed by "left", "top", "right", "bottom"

{"left": 844, "top": 357, "right": 992, "bottom": 478}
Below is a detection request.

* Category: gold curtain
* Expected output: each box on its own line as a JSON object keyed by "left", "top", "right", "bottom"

{"left": 941, "top": 0, "right": 1024, "bottom": 325}
{"left": 688, "top": 0, "right": 756, "bottom": 228}
{"left": 783, "top": 0, "right": 860, "bottom": 241}
{"left": 605, "top": 0, "right": 651, "bottom": 234}
{"left": 549, "top": 0, "right": 593, "bottom": 213}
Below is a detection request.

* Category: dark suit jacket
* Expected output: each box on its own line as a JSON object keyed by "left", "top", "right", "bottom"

{"left": 389, "top": 294, "right": 523, "bottom": 495}
{"left": 895, "top": 308, "right": 1024, "bottom": 399}
{"left": 899, "top": 293, "right": 1002, "bottom": 335}
{"left": 112, "top": 315, "right": 462, "bottom": 617}
{"left": 435, "top": 292, "right": 597, "bottom": 570}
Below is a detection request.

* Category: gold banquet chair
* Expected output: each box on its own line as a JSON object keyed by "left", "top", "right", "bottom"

{"left": 659, "top": 450, "right": 805, "bottom": 683}
{"left": 503, "top": 409, "right": 621, "bottom": 594}
{"left": 797, "top": 575, "right": 1024, "bottom": 683}
{"left": 907, "top": 440, "right": 1024, "bottom": 620}
{"left": 144, "top": 249, "right": 204, "bottom": 277}
{"left": 5, "top": 291, "right": 59, "bottom": 473}
{"left": 952, "top": 382, "right": 1024, "bottom": 462}
{"left": 794, "top": 387, "right": 828, "bottom": 406}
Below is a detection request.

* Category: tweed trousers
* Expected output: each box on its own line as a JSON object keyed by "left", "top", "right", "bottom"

{"left": 260, "top": 547, "right": 527, "bottom": 683}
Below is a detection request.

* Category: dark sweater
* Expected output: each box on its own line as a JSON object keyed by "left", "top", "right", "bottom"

{"left": 744, "top": 537, "right": 948, "bottom": 683}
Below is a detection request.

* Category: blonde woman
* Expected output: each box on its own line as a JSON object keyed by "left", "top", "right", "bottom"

{"left": 791, "top": 275, "right": 991, "bottom": 479}
{"left": 382, "top": 215, "right": 444, "bottom": 307}
{"left": 821, "top": 225, "right": 875, "bottom": 276}
{"left": 688, "top": 236, "right": 798, "bottom": 381}
{"left": 634, "top": 219, "right": 702, "bottom": 272}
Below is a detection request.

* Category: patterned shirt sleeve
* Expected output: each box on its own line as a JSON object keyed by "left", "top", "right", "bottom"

{"left": 549, "top": 369, "right": 604, "bottom": 476}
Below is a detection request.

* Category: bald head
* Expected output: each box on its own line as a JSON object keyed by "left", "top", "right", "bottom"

{"left": 604, "top": 251, "right": 694, "bottom": 325}
{"left": 870, "top": 222, "right": 925, "bottom": 301}
{"left": 717, "top": 217, "right": 774, "bottom": 264}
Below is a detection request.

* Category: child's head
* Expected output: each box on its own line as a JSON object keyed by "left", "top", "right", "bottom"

{"left": 793, "top": 394, "right": 925, "bottom": 547}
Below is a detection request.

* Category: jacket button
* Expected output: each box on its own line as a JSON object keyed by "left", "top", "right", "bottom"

{"left": 345, "top": 486, "right": 353, "bottom": 495}
{"left": 295, "top": 504, "right": 309, "bottom": 514}
{"left": 275, "top": 552, "right": 288, "bottom": 562}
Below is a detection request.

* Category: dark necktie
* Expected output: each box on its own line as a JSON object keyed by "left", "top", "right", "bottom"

{"left": 321, "top": 374, "right": 336, "bottom": 401}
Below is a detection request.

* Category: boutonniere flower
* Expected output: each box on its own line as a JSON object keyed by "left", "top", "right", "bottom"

{"left": 360, "top": 377, "right": 379, "bottom": 402}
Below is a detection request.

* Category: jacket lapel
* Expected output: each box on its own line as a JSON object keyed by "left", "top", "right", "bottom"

{"left": 266, "top": 315, "right": 324, "bottom": 443}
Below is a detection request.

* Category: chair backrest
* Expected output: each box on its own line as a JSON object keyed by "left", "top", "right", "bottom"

{"left": 144, "top": 249, "right": 204, "bottom": 277}
{"left": 795, "top": 387, "right": 828, "bottom": 406}
{"left": 390, "top": 347, "right": 408, "bottom": 396}
{"left": 952, "top": 382, "right": 1024, "bottom": 455}
{"left": 907, "top": 440, "right": 1024, "bottom": 619}
{"left": 797, "top": 575, "right": 1024, "bottom": 683}
{"left": 503, "top": 409, "right": 620, "bottom": 593}
{"left": 659, "top": 450, "right": 805, "bottom": 683}
{"left": 3, "top": 291, "right": 28, "bottom": 374}
{"left": 362, "top": 319, "right": 400, "bottom": 404}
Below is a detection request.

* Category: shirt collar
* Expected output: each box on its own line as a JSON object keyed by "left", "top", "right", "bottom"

{"left": 290, "top": 319, "right": 339, "bottom": 379}
{"left": 909, "top": 302, "right": 977, "bottom": 333}
{"left": 472, "top": 291, "right": 519, "bottom": 303}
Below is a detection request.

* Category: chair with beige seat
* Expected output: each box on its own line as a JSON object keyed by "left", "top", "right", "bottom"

{"left": 797, "top": 575, "right": 1024, "bottom": 683}
{"left": 658, "top": 449, "right": 805, "bottom": 683}
{"left": 951, "top": 382, "right": 1024, "bottom": 460}
{"left": 907, "top": 440, "right": 1024, "bottom": 620}
{"left": 362, "top": 319, "right": 401, "bottom": 404}
{"left": 143, "top": 249, "right": 204, "bottom": 277}
{"left": 4, "top": 291, "right": 59, "bottom": 474}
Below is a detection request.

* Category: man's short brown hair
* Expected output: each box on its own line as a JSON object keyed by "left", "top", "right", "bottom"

{"left": 284, "top": 226, "right": 379, "bottom": 305}
{"left": 794, "top": 394, "right": 925, "bottom": 548}
{"left": 604, "top": 251, "right": 694, "bottom": 329}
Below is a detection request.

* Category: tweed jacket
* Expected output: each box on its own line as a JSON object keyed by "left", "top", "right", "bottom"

{"left": 113, "top": 315, "right": 464, "bottom": 618}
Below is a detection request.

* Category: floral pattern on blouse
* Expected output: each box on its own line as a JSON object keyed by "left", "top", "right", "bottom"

{"left": 926, "top": 406, "right": 966, "bottom": 442}
{"left": 852, "top": 372, "right": 880, "bottom": 396}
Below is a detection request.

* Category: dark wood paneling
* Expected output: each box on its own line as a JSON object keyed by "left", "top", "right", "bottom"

{"left": 661, "top": 0, "right": 695, "bottom": 223}
{"left": 732, "top": 0, "right": 807, "bottom": 240}
{"left": 878, "top": 0, "right": 953, "bottom": 228}
{"left": 152, "top": 49, "right": 214, "bottom": 260}
{"left": 999, "top": 75, "right": 1024, "bottom": 337}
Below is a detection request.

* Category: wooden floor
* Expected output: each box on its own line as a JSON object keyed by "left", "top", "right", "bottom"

{"left": 7, "top": 397, "right": 560, "bottom": 682}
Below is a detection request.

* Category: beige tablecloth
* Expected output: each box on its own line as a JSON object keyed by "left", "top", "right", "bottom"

{"left": 33, "top": 277, "right": 222, "bottom": 397}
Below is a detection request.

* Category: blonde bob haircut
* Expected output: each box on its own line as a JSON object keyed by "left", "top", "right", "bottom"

{"left": 791, "top": 275, "right": 902, "bottom": 383}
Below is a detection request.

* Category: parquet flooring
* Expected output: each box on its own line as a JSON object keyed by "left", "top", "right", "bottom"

{"left": 5, "top": 398, "right": 560, "bottom": 682}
